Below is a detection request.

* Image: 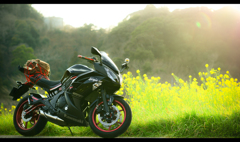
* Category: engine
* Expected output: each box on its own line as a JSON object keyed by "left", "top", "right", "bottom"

{"left": 56, "top": 94, "right": 68, "bottom": 110}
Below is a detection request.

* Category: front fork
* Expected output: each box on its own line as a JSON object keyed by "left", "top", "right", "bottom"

{"left": 90, "top": 86, "right": 122, "bottom": 118}
{"left": 100, "top": 87, "right": 114, "bottom": 116}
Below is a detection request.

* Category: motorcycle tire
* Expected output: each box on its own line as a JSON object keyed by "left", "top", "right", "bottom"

{"left": 88, "top": 97, "right": 132, "bottom": 138}
{"left": 13, "top": 95, "right": 47, "bottom": 136}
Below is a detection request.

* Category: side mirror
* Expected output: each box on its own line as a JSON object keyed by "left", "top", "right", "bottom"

{"left": 120, "top": 58, "right": 130, "bottom": 73}
{"left": 91, "top": 46, "right": 101, "bottom": 57}
{"left": 91, "top": 46, "right": 102, "bottom": 65}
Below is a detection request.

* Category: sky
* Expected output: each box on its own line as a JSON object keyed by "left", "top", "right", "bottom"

{"left": 31, "top": 4, "right": 240, "bottom": 30}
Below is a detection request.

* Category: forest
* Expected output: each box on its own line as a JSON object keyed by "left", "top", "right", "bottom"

{"left": 0, "top": 4, "right": 240, "bottom": 108}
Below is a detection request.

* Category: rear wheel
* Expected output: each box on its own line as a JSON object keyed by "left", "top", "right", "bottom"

{"left": 89, "top": 97, "right": 132, "bottom": 138}
{"left": 13, "top": 95, "right": 47, "bottom": 136}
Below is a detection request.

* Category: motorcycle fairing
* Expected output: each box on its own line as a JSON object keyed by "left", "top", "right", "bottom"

{"left": 66, "top": 73, "right": 104, "bottom": 109}
{"left": 30, "top": 90, "right": 88, "bottom": 126}
{"left": 67, "top": 64, "right": 94, "bottom": 75}
{"left": 94, "top": 62, "right": 121, "bottom": 93}
{"left": 60, "top": 64, "right": 93, "bottom": 83}
{"left": 69, "top": 69, "right": 120, "bottom": 100}
{"left": 49, "top": 83, "right": 62, "bottom": 91}
{"left": 100, "top": 51, "right": 119, "bottom": 74}
{"left": 46, "top": 70, "right": 102, "bottom": 126}
{"left": 61, "top": 91, "right": 88, "bottom": 126}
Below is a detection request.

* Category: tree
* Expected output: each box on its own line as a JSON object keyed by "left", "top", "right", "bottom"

{"left": 10, "top": 19, "right": 40, "bottom": 48}
{"left": 11, "top": 44, "right": 36, "bottom": 66}
{"left": 124, "top": 17, "right": 167, "bottom": 60}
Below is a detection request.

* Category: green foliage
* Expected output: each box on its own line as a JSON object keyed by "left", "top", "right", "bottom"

{"left": 113, "top": 57, "right": 125, "bottom": 68}
{"left": 0, "top": 4, "right": 43, "bottom": 21}
{"left": 125, "top": 17, "right": 167, "bottom": 60}
{"left": 72, "top": 23, "right": 98, "bottom": 47}
{"left": 131, "top": 17, "right": 164, "bottom": 37}
{"left": 40, "top": 37, "right": 50, "bottom": 46}
{"left": 142, "top": 61, "right": 152, "bottom": 73}
{"left": 68, "top": 51, "right": 81, "bottom": 67}
{"left": 125, "top": 47, "right": 154, "bottom": 61}
{"left": 11, "top": 44, "right": 36, "bottom": 66}
{"left": 10, "top": 19, "right": 40, "bottom": 48}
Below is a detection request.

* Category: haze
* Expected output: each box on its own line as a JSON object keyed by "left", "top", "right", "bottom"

{"left": 31, "top": 4, "right": 240, "bottom": 30}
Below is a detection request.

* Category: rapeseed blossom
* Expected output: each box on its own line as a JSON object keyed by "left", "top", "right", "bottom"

{"left": 0, "top": 103, "right": 16, "bottom": 115}
{"left": 136, "top": 70, "right": 140, "bottom": 74}
{"left": 116, "top": 64, "right": 240, "bottom": 122}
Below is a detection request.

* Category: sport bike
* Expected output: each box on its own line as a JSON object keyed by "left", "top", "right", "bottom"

{"left": 9, "top": 47, "right": 132, "bottom": 138}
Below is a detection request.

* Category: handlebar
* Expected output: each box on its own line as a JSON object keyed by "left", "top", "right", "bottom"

{"left": 78, "top": 55, "right": 95, "bottom": 61}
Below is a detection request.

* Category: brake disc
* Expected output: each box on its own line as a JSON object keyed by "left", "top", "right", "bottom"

{"left": 97, "top": 105, "right": 120, "bottom": 128}
{"left": 112, "top": 113, "right": 122, "bottom": 129}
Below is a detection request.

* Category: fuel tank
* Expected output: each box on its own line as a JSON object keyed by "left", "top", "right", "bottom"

{"left": 67, "top": 64, "right": 93, "bottom": 75}
{"left": 61, "top": 64, "right": 94, "bottom": 83}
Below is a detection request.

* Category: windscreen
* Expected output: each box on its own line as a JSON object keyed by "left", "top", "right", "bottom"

{"left": 100, "top": 51, "right": 119, "bottom": 74}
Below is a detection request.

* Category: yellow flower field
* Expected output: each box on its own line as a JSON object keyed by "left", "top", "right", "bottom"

{"left": 118, "top": 65, "right": 240, "bottom": 117}
{"left": 115, "top": 64, "right": 240, "bottom": 137}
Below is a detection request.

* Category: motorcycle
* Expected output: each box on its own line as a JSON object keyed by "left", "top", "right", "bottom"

{"left": 9, "top": 46, "right": 132, "bottom": 138}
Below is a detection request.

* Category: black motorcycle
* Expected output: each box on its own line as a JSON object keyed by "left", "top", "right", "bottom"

{"left": 9, "top": 47, "right": 132, "bottom": 138}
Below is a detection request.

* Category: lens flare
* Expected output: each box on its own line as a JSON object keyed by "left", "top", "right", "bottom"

{"left": 196, "top": 12, "right": 212, "bottom": 29}
{"left": 196, "top": 22, "right": 201, "bottom": 28}
{"left": 200, "top": 12, "right": 212, "bottom": 28}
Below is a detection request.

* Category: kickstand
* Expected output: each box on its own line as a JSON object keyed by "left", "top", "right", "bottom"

{"left": 67, "top": 126, "right": 74, "bottom": 136}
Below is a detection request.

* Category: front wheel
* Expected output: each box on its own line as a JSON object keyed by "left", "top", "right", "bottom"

{"left": 13, "top": 95, "right": 47, "bottom": 136}
{"left": 88, "top": 97, "right": 132, "bottom": 138}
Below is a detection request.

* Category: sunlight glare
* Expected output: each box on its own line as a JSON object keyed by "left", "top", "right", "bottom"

{"left": 31, "top": 4, "right": 240, "bottom": 30}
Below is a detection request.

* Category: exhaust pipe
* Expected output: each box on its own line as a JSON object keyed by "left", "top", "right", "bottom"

{"left": 39, "top": 110, "right": 66, "bottom": 126}
{"left": 39, "top": 110, "right": 64, "bottom": 121}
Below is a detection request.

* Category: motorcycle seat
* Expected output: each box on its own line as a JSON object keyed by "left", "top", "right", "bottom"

{"left": 30, "top": 77, "right": 62, "bottom": 91}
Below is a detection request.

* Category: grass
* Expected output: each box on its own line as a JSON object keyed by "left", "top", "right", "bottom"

{"left": 0, "top": 64, "right": 240, "bottom": 138}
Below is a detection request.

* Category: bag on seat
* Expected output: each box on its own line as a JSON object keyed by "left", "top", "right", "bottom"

{"left": 23, "top": 59, "right": 51, "bottom": 87}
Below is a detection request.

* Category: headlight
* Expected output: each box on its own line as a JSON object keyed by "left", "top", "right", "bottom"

{"left": 105, "top": 66, "right": 118, "bottom": 82}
